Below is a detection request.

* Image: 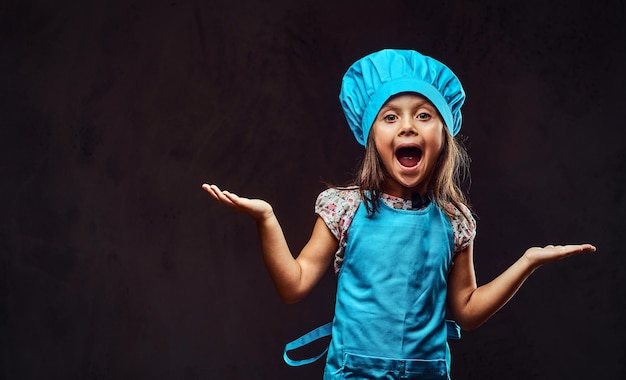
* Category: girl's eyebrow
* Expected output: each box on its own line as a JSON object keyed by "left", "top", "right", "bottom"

{"left": 382, "top": 100, "right": 436, "bottom": 112}
{"left": 377, "top": 103, "right": 399, "bottom": 113}
{"left": 411, "top": 99, "right": 436, "bottom": 109}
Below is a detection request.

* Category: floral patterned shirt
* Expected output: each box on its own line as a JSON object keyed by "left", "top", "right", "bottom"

{"left": 315, "top": 187, "right": 477, "bottom": 274}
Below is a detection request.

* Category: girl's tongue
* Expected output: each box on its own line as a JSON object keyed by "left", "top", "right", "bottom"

{"left": 396, "top": 147, "right": 422, "bottom": 167}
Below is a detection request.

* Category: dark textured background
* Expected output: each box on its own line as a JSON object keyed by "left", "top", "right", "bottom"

{"left": 2, "top": 0, "right": 625, "bottom": 379}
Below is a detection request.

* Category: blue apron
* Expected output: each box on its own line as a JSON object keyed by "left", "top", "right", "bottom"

{"left": 285, "top": 200, "right": 460, "bottom": 379}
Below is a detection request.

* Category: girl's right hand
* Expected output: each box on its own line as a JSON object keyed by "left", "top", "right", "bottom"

{"left": 202, "top": 184, "right": 274, "bottom": 222}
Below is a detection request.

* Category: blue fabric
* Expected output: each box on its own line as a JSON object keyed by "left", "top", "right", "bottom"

{"left": 339, "top": 49, "right": 466, "bottom": 146}
{"left": 283, "top": 320, "right": 460, "bottom": 369}
{"left": 282, "top": 199, "right": 461, "bottom": 378}
{"left": 324, "top": 200, "right": 457, "bottom": 379}
{"left": 283, "top": 322, "right": 332, "bottom": 366}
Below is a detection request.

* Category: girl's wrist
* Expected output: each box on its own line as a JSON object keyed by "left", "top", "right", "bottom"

{"left": 521, "top": 250, "right": 543, "bottom": 272}
{"left": 254, "top": 207, "right": 276, "bottom": 224}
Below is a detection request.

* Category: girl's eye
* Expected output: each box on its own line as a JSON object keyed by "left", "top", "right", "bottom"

{"left": 417, "top": 112, "right": 431, "bottom": 120}
{"left": 383, "top": 114, "right": 398, "bottom": 122}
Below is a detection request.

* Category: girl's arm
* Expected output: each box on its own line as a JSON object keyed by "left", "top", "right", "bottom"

{"left": 203, "top": 184, "right": 338, "bottom": 304}
{"left": 447, "top": 241, "right": 596, "bottom": 331}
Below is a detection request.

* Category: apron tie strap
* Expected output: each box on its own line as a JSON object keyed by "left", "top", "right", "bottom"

{"left": 283, "top": 322, "right": 332, "bottom": 366}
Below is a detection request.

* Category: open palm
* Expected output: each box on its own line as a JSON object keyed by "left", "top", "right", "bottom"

{"left": 202, "top": 184, "right": 273, "bottom": 222}
{"left": 524, "top": 244, "right": 596, "bottom": 267}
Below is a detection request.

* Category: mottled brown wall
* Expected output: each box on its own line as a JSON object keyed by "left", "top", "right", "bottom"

{"left": 2, "top": 0, "right": 625, "bottom": 379}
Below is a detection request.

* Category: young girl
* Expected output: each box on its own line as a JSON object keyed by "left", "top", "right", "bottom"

{"left": 202, "top": 49, "right": 595, "bottom": 379}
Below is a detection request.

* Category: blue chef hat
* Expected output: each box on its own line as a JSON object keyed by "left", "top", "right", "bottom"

{"left": 339, "top": 49, "right": 465, "bottom": 146}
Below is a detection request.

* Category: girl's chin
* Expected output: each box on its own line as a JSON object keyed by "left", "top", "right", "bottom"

{"left": 386, "top": 178, "right": 426, "bottom": 197}
{"left": 396, "top": 172, "right": 425, "bottom": 187}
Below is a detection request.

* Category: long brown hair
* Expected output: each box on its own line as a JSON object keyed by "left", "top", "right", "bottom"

{"left": 354, "top": 125, "right": 473, "bottom": 220}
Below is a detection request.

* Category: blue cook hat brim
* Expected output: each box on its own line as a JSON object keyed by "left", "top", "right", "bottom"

{"left": 360, "top": 78, "right": 455, "bottom": 145}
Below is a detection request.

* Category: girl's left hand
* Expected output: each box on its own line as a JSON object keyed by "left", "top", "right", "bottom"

{"left": 523, "top": 244, "right": 596, "bottom": 268}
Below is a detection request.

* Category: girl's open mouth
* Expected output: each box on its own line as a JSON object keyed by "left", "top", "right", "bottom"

{"left": 396, "top": 147, "right": 422, "bottom": 168}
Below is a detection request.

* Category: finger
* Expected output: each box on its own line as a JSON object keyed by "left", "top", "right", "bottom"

{"left": 202, "top": 184, "right": 221, "bottom": 200}
{"left": 581, "top": 243, "right": 597, "bottom": 252}
{"left": 556, "top": 244, "right": 596, "bottom": 256}
{"left": 221, "top": 190, "right": 243, "bottom": 205}
{"left": 568, "top": 244, "right": 596, "bottom": 253}
{"left": 215, "top": 188, "right": 238, "bottom": 207}
{"left": 222, "top": 190, "right": 239, "bottom": 199}
{"left": 206, "top": 185, "right": 237, "bottom": 207}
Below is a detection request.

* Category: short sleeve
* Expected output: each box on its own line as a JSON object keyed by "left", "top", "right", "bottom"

{"left": 445, "top": 203, "right": 477, "bottom": 253}
{"left": 315, "top": 187, "right": 361, "bottom": 273}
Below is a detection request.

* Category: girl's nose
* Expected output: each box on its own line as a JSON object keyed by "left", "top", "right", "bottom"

{"left": 398, "top": 118, "right": 418, "bottom": 136}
